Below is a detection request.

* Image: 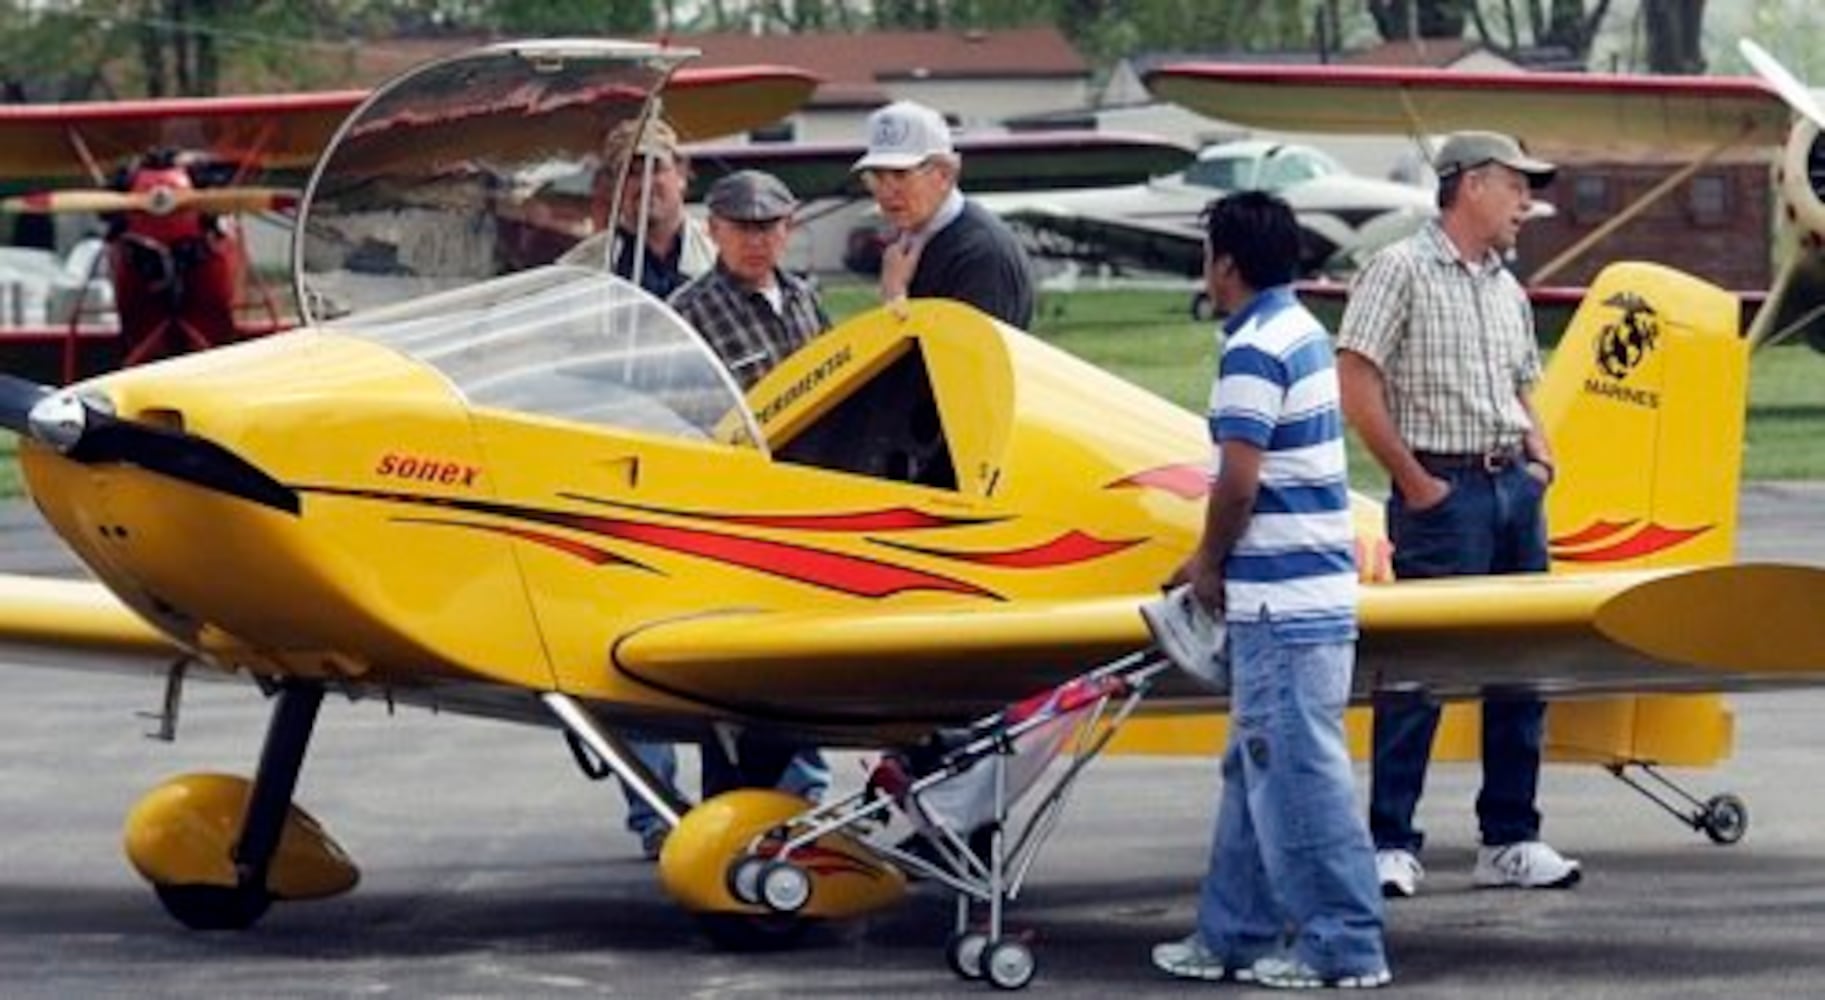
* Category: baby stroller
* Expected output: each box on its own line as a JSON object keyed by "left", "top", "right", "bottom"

{"left": 724, "top": 648, "right": 1173, "bottom": 990}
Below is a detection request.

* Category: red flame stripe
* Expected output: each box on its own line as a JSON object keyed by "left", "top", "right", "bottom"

{"left": 559, "top": 494, "right": 997, "bottom": 532}
{"left": 396, "top": 517, "right": 648, "bottom": 568}
{"left": 304, "top": 486, "right": 996, "bottom": 600}
{"left": 875, "top": 530, "right": 1143, "bottom": 568}
{"left": 1549, "top": 519, "right": 1640, "bottom": 548}
{"left": 1550, "top": 522, "right": 1712, "bottom": 563}
{"left": 1105, "top": 463, "right": 1210, "bottom": 500}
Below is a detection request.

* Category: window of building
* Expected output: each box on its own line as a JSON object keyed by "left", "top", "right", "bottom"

{"left": 1688, "top": 173, "right": 1729, "bottom": 226}
{"left": 1572, "top": 174, "right": 1610, "bottom": 222}
{"left": 748, "top": 119, "right": 796, "bottom": 144}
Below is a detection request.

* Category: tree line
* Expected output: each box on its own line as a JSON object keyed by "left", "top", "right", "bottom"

{"left": 0, "top": 0, "right": 1733, "bottom": 101}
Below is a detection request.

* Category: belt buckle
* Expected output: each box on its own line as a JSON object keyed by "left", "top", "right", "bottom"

{"left": 1482, "top": 447, "right": 1515, "bottom": 473}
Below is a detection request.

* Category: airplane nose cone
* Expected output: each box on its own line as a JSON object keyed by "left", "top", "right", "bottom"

{"left": 28, "top": 390, "right": 107, "bottom": 453}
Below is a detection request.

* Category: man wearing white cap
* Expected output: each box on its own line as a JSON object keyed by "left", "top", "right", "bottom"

{"left": 853, "top": 100, "right": 1034, "bottom": 328}
{"left": 1336, "top": 130, "right": 1579, "bottom": 900}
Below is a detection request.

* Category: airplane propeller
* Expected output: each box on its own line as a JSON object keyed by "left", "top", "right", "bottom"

{"left": 0, "top": 372, "right": 298, "bottom": 515}
{"left": 1740, "top": 40, "right": 1825, "bottom": 131}
{"left": 0, "top": 186, "right": 299, "bottom": 217}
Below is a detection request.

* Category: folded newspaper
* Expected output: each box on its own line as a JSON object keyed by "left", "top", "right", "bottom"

{"left": 1139, "top": 584, "right": 1229, "bottom": 693}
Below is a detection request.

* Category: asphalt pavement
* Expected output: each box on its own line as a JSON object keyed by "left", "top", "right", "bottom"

{"left": 3, "top": 485, "right": 1825, "bottom": 997}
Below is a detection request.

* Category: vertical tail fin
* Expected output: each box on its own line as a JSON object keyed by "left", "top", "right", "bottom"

{"left": 1533, "top": 262, "right": 1747, "bottom": 570}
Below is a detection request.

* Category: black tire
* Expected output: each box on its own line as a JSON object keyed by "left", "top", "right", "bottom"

{"left": 696, "top": 912, "right": 811, "bottom": 952}
{"left": 154, "top": 882, "right": 272, "bottom": 931}
{"left": 1190, "top": 292, "right": 1216, "bottom": 322}
{"left": 1701, "top": 793, "right": 1749, "bottom": 845}
{"left": 725, "top": 855, "right": 768, "bottom": 905}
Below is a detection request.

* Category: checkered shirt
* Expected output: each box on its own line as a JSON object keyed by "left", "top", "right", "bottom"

{"left": 668, "top": 264, "right": 831, "bottom": 388}
{"left": 1336, "top": 222, "right": 1542, "bottom": 454}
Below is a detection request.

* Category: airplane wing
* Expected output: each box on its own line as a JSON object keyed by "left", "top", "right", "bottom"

{"left": 987, "top": 203, "right": 1205, "bottom": 277}
{"left": 1142, "top": 62, "right": 1792, "bottom": 154}
{"left": 684, "top": 131, "right": 1196, "bottom": 201}
{"left": 613, "top": 564, "right": 1825, "bottom": 724}
{"left": 0, "top": 92, "right": 364, "bottom": 181}
{"left": 0, "top": 574, "right": 186, "bottom": 677}
{"left": 0, "top": 66, "right": 817, "bottom": 187}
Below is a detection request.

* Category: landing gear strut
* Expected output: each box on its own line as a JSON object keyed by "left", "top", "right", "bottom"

{"left": 155, "top": 680, "right": 325, "bottom": 930}
{"left": 1605, "top": 761, "right": 1748, "bottom": 845}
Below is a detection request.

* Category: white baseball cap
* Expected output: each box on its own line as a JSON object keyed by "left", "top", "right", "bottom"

{"left": 852, "top": 100, "right": 954, "bottom": 172}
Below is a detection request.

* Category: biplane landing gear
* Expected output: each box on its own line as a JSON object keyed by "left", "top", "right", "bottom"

{"left": 1605, "top": 761, "right": 1749, "bottom": 845}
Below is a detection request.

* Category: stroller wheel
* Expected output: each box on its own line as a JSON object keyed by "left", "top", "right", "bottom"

{"left": 985, "top": 938, "right": 1037, "bottom": 990}
{"left": 725, "top": 855, "right": 769, "bottom": 905}
{"left": 946, "top": 930, "right": 990, "bottom": 980}
{"left": 759, "top": 859, "right": 813, "bottom": 913}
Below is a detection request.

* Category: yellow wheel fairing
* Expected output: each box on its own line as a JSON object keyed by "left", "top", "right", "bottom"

{"left": 123, "top": 773, "right": 358, "bottom": 900}
{"left": 659, "top": 789, "right": 905, "bottom": 919}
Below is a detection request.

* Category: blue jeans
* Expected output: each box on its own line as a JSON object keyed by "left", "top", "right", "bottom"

{"left": 624, "top": 742, "right": 830, "bottom": 838}
{"left": 1197, "top": 616, "right": 1386, "bottom": 978}
{"left": 1370, "top": 461, "right": 1549, "bottom": 852}
{"left": 622, "top": 740, "right": 678, "bottom": 838}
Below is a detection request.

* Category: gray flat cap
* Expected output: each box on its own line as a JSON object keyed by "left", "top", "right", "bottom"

{"left": 705, "top": 170, "right": 797, "bottom": 222}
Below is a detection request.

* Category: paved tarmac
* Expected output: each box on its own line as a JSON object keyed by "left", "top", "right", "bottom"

{"left": 3, "top": 484, "right": 1825, "bottom": 997}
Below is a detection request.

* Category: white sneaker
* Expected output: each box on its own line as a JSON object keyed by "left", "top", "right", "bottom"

{"left": 1251, "top": 954, "right": 1393, "bottom": 990}
{"left": 1150, "top": 933, "right": 1255, "bottom": 982}
{"left": 1473, "top": 840, "right": 1582, "bottom": 889}
{"left": 1375, "top": 849, "right": 1423, "bottom": 898}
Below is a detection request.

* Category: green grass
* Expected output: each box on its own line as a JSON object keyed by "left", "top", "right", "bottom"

{"left": 1, "top": 288, "right": 1818, "bottom": 498}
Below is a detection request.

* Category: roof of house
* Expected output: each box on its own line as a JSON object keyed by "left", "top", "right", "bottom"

{"left": 664, "top": 27, "right": 1089, "bottom": 107}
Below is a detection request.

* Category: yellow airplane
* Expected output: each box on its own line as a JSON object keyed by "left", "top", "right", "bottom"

{"left": 3, "top": 37, "right": 1825, "bottom": 988}
{"left": 1146, "top": 38, "right": 1825, "bottom": 352}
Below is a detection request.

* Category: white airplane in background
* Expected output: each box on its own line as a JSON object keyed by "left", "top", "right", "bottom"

{"left": 978, "top": 138, "right": 1436, "bottom": 282}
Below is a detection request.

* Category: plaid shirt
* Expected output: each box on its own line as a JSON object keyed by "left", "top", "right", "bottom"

{"left": 1336, "top": 222, "right": 1542, "bottom": 454}
{"left": 668, "top": 263, "right": 831, "bottom": 388}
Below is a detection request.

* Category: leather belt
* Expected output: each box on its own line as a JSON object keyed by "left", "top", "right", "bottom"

{"left": 1414, "top": 446, "right": 1524, "bottom": 474}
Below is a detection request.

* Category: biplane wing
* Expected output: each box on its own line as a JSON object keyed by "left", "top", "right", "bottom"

{"left": 1142, "top": 61, "right": 1792, "bottom": 153}
{"left": 1142, "top": 44, "right": 1825, "bottom": 350}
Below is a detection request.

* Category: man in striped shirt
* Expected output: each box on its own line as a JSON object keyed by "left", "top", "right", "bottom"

{"left": 1337, "top": 131, "right": 1578, "bottom": 899}
{"left": 1153, "top": 191, "right": 1388, "bottom": 990}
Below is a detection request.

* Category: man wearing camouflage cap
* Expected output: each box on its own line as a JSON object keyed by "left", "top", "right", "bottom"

{"left": 1336, "top": 130, "right": 1578, "bottom": 899}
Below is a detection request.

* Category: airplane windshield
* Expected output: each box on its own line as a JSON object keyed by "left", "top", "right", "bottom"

{"left": 336, "top": 264, "right": 763, "bottom": 450}
{"left": 294, "top": 40, "right": 688, "bottom": 322}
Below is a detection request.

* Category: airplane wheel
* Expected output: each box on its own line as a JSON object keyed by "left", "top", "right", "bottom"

{"left": 984, "top": 938, "right": 1037, "bottom": 990}
{"left": 758, "top": 859, "right": 812, "bottom": 913}
{"left": 154, "top": 882, "right": 271, "bottom": 931}
{"left": 1189, "top": 292, "right": 1216, "bottom": 322}
{"left": 945, "top": 930, "right": 990, "bottom": 980}
{"left": 725, "top": 855, "right": 768, "bottom": 905}
{"left": 1700, "top": 793, "right": 1748, "bottom": 845}
{"left": 696, "top": 912, "right": 810, "bottom": 952}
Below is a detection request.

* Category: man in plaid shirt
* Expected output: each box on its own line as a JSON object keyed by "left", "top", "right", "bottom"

{"left": 669, "top": 170, "right": 831, "bottom": 388}
{"left": 1337, "top": 131, "right": 1577, "bottom": 900}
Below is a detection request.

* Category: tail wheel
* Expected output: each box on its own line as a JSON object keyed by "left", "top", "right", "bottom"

{"left": 153, "top": 883, "right": 271, "bottom": 931}
{"left": 1700, "top": 793, "right": 1748, "bottom": 845}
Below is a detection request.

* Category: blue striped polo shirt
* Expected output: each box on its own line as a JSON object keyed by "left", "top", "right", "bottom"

{"left": 1211, "top": 285, "right": 1357, "bottom": 642}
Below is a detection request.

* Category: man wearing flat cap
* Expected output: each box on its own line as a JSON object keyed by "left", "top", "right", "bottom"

{"left": 1336, "top": 130, "right": 1580, "bottom": 900}
{"left": 667, "top": 169, "right": 831, "bottom": 796}
{"left": 669, "top": 169, "right": 832, "bottom": 388}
